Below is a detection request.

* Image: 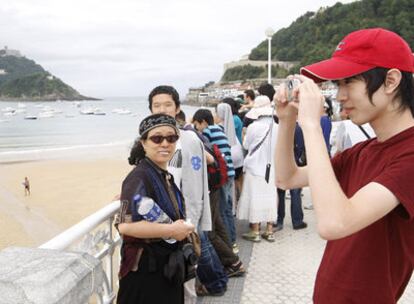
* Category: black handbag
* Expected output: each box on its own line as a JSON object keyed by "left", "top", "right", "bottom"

{"left": 163, "top": 240, "right": 198, "bottom": 284}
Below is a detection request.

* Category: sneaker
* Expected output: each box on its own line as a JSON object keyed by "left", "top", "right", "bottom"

{"left": 261, "top": 232, "right": 275, "bottom": 242}
{"left": 273, "top": 223, "right": 283, "bottom": 232}
{"left": 293, "top": 222, "right": 308, "bottom": 230}
{"left": 226, "top": 260, "right": 246, "bottom": 278}
{"left": 242, "top": 231, "right": 261, "bottom": 242}
{"left": 232, "top": 243, "right": 239, "bottom": 254}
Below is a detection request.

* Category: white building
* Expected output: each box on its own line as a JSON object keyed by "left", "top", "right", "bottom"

{"left": 223, "top": 55, "right": 298, "bottom": 72}
{"left": 1, "top": 46, "right": 22, "bottom": 57}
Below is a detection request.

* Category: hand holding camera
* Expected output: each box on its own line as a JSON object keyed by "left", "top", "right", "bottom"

{"left": 291, "top": 75, "right": 326, "bottom": 130}
{"left": 285, "top": 78, "right": 301, "bottom": 102}
{"left": 274, "top": 76, "right": 301, "bottom": 121}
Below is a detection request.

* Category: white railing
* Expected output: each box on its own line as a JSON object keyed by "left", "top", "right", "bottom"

{"left": 40, "top": 200, "right": 122, "bottom": 304}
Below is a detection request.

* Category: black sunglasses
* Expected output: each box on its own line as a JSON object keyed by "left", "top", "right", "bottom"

{"left": 148, "top": 134, "right": 179, "bottom": 144}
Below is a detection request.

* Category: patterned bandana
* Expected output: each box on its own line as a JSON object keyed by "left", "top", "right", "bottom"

{"left": 139, "top": 113, "right": 179, "bottom": 137}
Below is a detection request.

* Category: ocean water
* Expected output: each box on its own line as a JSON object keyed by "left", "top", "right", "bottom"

{"left": 0, "top": 97, "right": 200, "bottom": 163}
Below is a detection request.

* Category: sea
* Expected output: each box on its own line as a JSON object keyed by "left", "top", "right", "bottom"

{"left": 0, "top": 97, "right": 201, "bottom": 163}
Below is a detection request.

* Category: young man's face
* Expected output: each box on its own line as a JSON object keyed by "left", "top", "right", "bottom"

{"left": 336, "top": 77, "right": 388, "bottom": 126}
{"left": 151, "top": 94, "right": 180, "bottom": 118}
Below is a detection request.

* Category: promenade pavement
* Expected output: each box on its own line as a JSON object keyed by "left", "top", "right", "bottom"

{"left": 200, "top": 187, "right": 414, "bottom": 303}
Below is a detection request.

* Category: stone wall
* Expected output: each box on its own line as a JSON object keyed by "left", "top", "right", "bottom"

{"left": 0, "top": 247, "right": 104, "bottom": 304}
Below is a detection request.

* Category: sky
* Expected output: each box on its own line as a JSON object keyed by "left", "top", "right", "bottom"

{"left": 0, "top": 0, "right": 356, "bottom": 98}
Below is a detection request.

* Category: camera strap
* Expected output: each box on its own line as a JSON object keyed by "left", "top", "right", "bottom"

{"left": 358, "top": 125, "right": 371, "bottom": 139}
{"left": 265, "top": 109, "right": 274, "bottom": 183}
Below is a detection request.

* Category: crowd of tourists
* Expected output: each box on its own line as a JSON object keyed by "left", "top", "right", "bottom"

{"left": 114, "top": 28, "right": 414, "bottom": 304}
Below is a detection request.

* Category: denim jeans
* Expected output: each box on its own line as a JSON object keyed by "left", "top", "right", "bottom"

{"left": 219, "top": 177, "right": 236, "bottom": 244}
{"left": 196, "top": 231, "right": 228, "bottom": 293}
{"left": 208, "top": 188, "right": 238, "bottom": 266}
{"left": 277, "top": 188, "right": 304, "bottom": 227}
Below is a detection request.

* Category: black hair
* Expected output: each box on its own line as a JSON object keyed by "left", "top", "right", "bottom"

{"left": 192, "top": 109, "right": 214, "bottom": 126}
{"left": 148, "top": 85, "right": 180, "bottom": 111}
{"left": 355, "top": 67, "right": 414, "bottom": 117}
{"left": 244, "top": 89, "right": 255, "bottom": 100}
{"left": 324, "top": 97, "right": 333, "bottom": 118}
{"left": 222, "top": 97, "right": 240, "bottom": 115}
{"left": 258, "top": 83, "right": 275, "bottom": 101}
{"left": 176, "top": 110, "right": 186, "bottom": 122}
{"left": 128, "top": 133, "right": 148, "bottom": 166}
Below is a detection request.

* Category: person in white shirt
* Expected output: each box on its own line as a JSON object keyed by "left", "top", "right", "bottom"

{"left": 237, "top": 96, "right": 278, "bottom": 242}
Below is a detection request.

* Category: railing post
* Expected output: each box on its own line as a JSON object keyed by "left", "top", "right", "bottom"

{"left": 105, "top": 216, "right": 115, "bottom": 303}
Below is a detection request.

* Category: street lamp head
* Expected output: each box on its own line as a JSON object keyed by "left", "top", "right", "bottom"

{"left": 265, "top": 27, "right": 274, "bottom": 38}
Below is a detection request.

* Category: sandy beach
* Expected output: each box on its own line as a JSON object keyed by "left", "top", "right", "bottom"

{"left": 0, "top": 155, "right": 132, "bottom": 250}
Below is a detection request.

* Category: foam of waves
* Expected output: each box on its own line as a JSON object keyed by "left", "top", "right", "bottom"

{"left": 0, "top": 140, "right": 133, "bottom": 163}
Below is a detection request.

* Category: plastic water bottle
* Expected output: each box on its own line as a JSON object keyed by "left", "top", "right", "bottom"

{"left": 133, "top": 194, "right": 176, "bottom": 243}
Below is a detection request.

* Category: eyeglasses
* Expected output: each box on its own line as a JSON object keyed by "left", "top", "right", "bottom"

{"left": 148, "top": 134, "right": 179, "bottom": 144}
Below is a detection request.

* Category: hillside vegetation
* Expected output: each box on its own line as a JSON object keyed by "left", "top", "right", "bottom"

{"left": 0, "top": 54, "right": 97, "bottom": 100}
{"left": 223, "top": 0, "right": 414, "bottom": 81}
{"left": 251, "top": 0, "right": 414, "bottom": 66}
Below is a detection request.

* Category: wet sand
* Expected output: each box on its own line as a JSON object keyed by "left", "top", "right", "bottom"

{"left": 0, "top": 157, "right": 132, "bottom": 250}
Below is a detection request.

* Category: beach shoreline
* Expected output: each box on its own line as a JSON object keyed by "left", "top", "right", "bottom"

{"left": 0, "top": 152, "right": 132, "bottom": 250}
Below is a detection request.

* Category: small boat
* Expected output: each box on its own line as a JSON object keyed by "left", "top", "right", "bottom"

{"left": 3, "top": 111, "right": 16, "bottom": 117}
{"left": 24, "top": 115, "right": 38, "bottom": 120}
{"left": 93, "top": 108, "right": 106, "bottom": 115}
{"left": 112, "top": 108, "right": 131, "bottom": 115}
{"left": 1, "top": 107, "right": 15, "bottom": 113}
{"left": 79, "top": 108, "right": 95, "bottom": 115}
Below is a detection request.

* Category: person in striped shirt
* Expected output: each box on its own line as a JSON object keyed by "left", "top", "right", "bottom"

{"left": 192, "top": 109, "right": 237, "bottom": 250}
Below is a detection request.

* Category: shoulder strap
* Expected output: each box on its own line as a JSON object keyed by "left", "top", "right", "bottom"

{"left": 249, "top": 123, "right": 272, "bottom": 156}
{"left": 358, "top": 125, "right": 371, "bottom": 139}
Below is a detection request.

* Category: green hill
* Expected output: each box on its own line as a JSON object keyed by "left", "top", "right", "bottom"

{"left": 223, "top": 0, "right": 414, "bottom": 81}
{"left": 0, "top": 52, "right": 98, "bottom": 101}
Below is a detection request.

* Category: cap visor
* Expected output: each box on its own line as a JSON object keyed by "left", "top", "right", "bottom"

{"left": 300, "top": 57, "right": 375, "bottom": 82}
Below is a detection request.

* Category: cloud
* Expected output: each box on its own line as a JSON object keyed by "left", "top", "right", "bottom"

{"left": 0, "top": 0, "right": 357, "bottom": 97}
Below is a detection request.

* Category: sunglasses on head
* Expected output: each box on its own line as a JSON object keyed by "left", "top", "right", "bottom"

{"left": 148, "top": 134, "right": 179, "bottom": 144}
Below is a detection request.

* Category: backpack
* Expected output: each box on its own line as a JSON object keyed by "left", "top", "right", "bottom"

{"left": 206, "top": 144, "right": 228, "bottom": 190}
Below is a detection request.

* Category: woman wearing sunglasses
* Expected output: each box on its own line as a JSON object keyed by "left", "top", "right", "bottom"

{"left": 115, "top": 113, "right": 195, "bottom": 304}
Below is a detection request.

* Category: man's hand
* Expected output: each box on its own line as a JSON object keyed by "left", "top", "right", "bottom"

{"left": 274, "top": 78, "right": 299, "bottom": 122}
{"left": 295, "top": 75, "right": 324, "bottom": 131}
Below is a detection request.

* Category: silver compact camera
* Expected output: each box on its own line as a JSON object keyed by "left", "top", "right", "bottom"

{"left": 285, "top": 79, "right": 301, "bottom": 102}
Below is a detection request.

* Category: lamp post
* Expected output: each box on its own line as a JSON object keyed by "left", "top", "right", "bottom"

{"left": 265, "top": 27, "right": 275, "bottom": 84}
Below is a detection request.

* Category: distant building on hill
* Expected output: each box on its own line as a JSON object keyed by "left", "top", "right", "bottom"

{"left": 0, "top": 46, "right": 22, "bottom": 58}
{"left": 223, "top": 55, "right": 298, "bottom": 73}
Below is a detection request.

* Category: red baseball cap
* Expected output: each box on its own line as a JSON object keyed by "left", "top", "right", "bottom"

{"left": 300, "top": 28, "right": 414, "bottom": 82}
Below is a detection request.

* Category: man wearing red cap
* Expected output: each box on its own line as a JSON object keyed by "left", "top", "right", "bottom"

{"left": 275, "top": 28, "right": 414, "bottom": 303}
